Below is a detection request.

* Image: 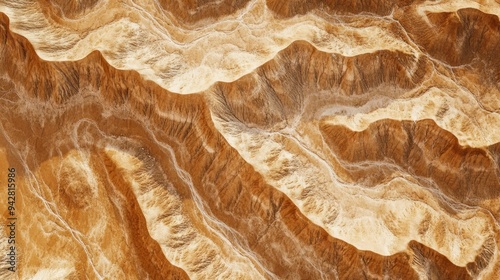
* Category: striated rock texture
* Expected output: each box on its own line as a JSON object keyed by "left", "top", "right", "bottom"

{"left": 0, "top": 0, "right": 499, "bottom": 279}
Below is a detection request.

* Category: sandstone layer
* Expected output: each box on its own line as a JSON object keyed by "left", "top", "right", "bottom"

{"left": 0, "top": 0, "right": 499, "bottom": 279}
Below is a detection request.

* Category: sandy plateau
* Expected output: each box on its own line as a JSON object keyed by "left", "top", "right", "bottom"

{"left": 0, "top": 0, "right": 500, "bottom": 279}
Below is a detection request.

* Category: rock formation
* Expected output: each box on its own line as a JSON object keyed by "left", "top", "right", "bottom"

{"left": 0, "top": 0, "right": 499, "bottom": 279}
